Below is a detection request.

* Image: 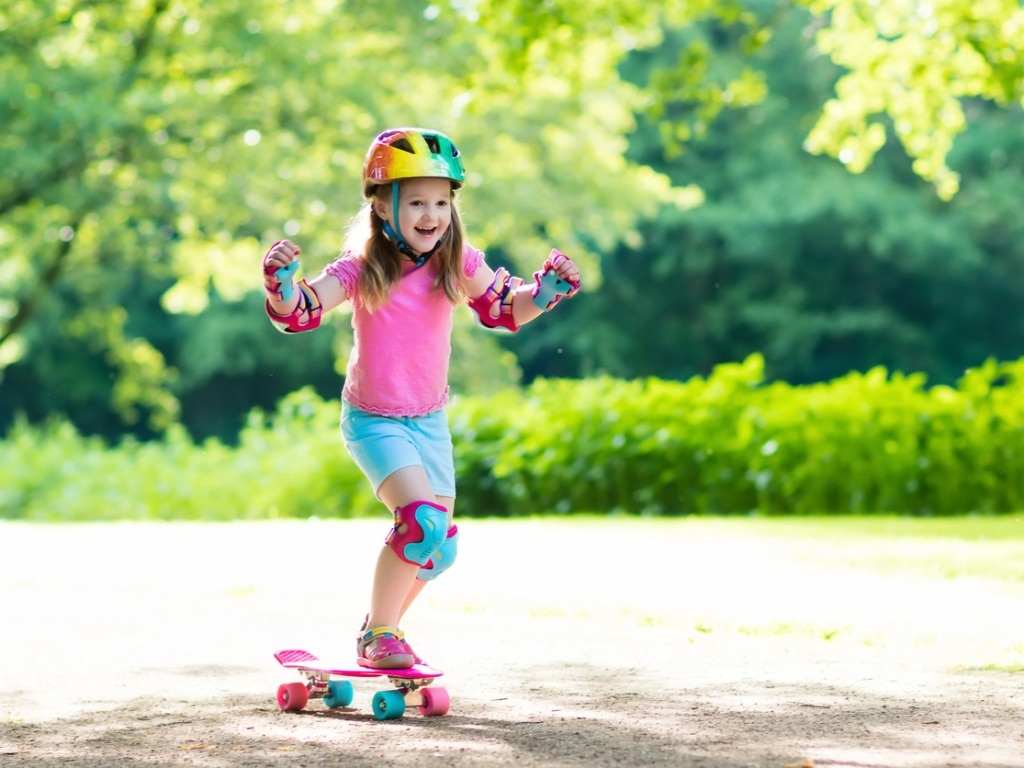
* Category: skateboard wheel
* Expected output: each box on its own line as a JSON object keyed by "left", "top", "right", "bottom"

{"left": 324, "top": 680, "right": 355, "bottom": 709}
{"left": 418, "top": 686, "right": 450, "bottom": 716}
{"left": 371, "top": 690, "right": 406, "bottom": 721}
{"left": 277, "top": 682, "right": 309, "bottom": 711}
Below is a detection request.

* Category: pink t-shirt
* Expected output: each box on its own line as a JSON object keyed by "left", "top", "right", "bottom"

{"left": 324, "top": 244, "right": 485, "bottom": 417}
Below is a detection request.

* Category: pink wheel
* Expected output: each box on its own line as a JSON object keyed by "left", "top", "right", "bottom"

{"left": 277, "top": 682, "right": 309, "bottom": 711}
{"left": 418, "top": 686, "right": 450, "bottom": 716}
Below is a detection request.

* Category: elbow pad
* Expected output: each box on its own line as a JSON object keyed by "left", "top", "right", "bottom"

{"left": 467, "top": 267, "right": 523, "bottom": 332}
{"left": 265, "top": 279, "right": 323, "bottom": 333}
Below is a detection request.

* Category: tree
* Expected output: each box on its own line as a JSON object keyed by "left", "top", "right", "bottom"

{"left": 543, "top": 5, "right": 1024, "bottom": 387}
{"left": 465, "top": 0, "right": 1024, "bottom": 200}
{"left": 2, "top": 0, "right": 1022, "bottom": 437}
{"left": 0, "top": 0, "right": 681, "bottom": 435}
{"left": 804, "top": 0, "right": 1024, "bottom": 200}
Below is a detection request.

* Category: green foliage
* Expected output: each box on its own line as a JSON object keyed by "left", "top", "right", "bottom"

{"left": 803, "top": 0, "right": 1024, "bottom": 199}
{"left": 6, "top": 356, "right": 1024, "bottom": 521}
{"left": 556, "top": 7, "right": 1024, "bottom": 391}
{"left": 4, "top": 0, "right": 1023, "bottom": 445}
{"left": 0, "top": 388, "right": 371, "bottom": 521}
{"left": 0, "top": 0, "right": 692, "bottom": 434}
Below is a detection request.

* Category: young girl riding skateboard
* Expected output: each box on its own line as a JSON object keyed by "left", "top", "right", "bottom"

{"left": 261, "top": 127, "right": 581, "bottom": 669}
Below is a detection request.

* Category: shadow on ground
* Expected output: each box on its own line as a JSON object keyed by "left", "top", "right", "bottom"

{"left": 2, "top": 662, "right": 1021, "bottom": 768}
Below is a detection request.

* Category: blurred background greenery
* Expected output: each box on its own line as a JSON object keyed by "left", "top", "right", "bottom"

{"left": 2, "top": 0, "right": 1023, "bottom": 518}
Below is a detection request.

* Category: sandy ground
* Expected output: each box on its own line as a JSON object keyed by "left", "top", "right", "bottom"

{"left": 0, "top": 518, "right": 1023, "bottom": 768}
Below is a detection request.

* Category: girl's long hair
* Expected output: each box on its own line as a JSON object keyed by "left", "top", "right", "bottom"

{"left": 341, "top": 183, "right": 467, "bottom": 312}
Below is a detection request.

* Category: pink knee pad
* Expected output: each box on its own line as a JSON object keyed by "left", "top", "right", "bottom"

{"left": 385, "top": 501, "right": 449, "bottom": 566}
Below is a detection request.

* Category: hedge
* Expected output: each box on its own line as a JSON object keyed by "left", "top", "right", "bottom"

{"left": 3, "top": 354, "right": 1023, "bottom": 520}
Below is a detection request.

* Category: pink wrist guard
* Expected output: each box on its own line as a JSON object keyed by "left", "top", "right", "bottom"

{"left": 265, "top": 261, "right": 299, "bottom": 302}
{"left": 531, "top": 249, "right": 580, "bottom": 311}
{"left": 263, "top": 271, "right": 283, "bottom": 301}
{"left": 262, "top": 242, "right": 300, "bottom": 301}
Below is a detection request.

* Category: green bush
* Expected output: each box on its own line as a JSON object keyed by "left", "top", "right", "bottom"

{"left": 4, "top": 355, "right": 1024, "bottom": 520}
{"left": 0, "top": 389, "right": 373, "bottom": 521}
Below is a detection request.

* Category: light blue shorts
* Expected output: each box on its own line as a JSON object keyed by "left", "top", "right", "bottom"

{"left": 340, "top": 400, "right": 457, "bottom": 498}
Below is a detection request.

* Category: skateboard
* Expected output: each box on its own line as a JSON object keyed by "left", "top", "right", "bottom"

{"left": 273, "top": 648, "right": 449, "bottom": 721}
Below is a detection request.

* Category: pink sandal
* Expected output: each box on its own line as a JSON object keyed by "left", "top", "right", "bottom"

{"left": 356, "top": 625, "right": 416, "bottom": 670}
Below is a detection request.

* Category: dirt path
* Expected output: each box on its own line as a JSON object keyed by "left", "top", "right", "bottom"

{"left": 1, "top": 519, "right": 1022, "bottom": 767}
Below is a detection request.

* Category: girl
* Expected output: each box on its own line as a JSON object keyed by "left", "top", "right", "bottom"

{"left": 261, "top": 127, "right": 581, "bottom": 669}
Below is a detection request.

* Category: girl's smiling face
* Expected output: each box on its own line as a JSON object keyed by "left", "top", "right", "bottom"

{"left": 375, "top": 177, "right": 453, "bottom": 257}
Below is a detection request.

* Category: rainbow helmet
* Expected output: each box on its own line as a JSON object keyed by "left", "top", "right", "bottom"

{"left": 362, "top": 127, "right": 465, "bottom": 194}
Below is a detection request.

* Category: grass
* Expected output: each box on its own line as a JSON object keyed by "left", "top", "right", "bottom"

{"left": 477, "top": 514, "right": 1024, "bottom": 671}
{"left": 679, "top": 514, "right": 1024, "bottom": 583}
{"left": 734, "top": 513, "right": 1024, "bottom": 541}
{"left": 470, "top": 513, "right": 1024, "bottom": 588}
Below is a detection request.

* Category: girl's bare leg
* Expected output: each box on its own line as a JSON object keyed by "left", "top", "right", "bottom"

{"left": 368, "top": 465, "right": 455, "bottom": 630}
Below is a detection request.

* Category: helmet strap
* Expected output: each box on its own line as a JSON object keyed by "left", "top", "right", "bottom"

{"left": 383, "top": 182, "right": 411, "bottom": 252}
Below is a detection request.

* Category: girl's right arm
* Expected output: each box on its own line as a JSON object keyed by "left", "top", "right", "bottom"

{"left": 262, "top": 239, "right": 348, "bottom": 333}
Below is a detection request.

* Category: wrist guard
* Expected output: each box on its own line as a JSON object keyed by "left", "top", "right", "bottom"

{"left": 531, "top": 249, "right": 580, "bottom": 310}
{"left": 263, "top": 245, "right": 300, "bottom": 302}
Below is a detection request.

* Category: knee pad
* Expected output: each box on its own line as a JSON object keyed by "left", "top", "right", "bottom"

{"left": 418, "top": 525, "right": 459, "bottom": 581}
{"left": 385, "top": 501, "right": 448, "bottom": 566}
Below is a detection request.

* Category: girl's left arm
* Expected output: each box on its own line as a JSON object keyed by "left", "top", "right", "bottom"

{"left": 466, "top": 249, "right": 581, "bottom": 332}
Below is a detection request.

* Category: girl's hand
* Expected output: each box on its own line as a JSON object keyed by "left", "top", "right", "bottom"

{"left": 263, "top": 240, "right": 302, "bottom": 302}
{"left": 531, "top": 249, "right": 581, "bottom": 311}
{"left": 263, "top": 239, "right": 301, "bottom": 275}
{"left": 547, "top": 249, "right": 581, "bottom": 292}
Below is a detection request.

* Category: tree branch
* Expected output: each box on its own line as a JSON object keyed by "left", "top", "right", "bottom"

{"left": 0, "top": 0, "right": 172, "bottom": 220}
{"left": 0, "top": 0, "right": 176, "bottom": 355}
{"left": 0, "top": 212, "right": 83, "bottom": 350}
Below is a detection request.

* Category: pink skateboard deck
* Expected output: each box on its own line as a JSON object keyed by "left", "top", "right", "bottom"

{"left": 273, "top": 648, "right": 448, "bottom": 720}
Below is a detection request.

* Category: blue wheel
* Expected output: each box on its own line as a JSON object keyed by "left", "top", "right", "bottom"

{"left": 324, "top": 680, "right": 354, "bottom": 709}
{"left": 371, "top": 690, "right": 406, "bottom": 721}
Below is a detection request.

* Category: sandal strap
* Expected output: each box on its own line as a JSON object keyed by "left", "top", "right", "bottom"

{"left": 359, "top": 625, "right": 404, "bottom": 648}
